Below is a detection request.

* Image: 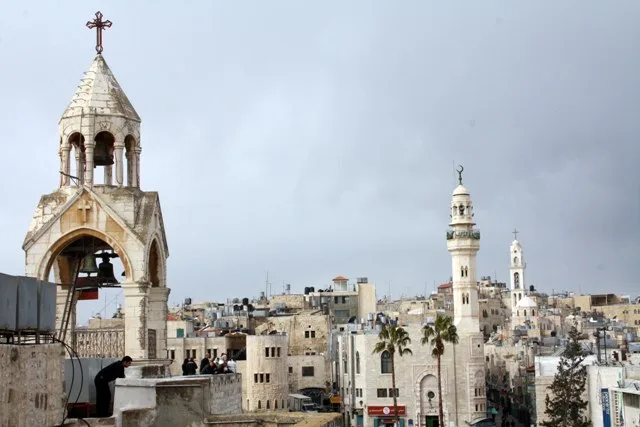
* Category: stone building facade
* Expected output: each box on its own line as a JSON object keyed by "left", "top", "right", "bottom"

{"left": 244, "top": 335, "right": 289, "bottom": 412}
{"left": 336, "top": 169, "right": 488, "bottom": 427}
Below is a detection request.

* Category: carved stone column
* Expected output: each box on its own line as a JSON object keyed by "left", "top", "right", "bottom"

{"left": 84, "top": 142, "right": 95, "bottom": 186}
{"left": 114, "top": 140, "right": 125, "bottom": 187}
{"left": 147, "top": 287, "right": 170, "bottom": 359}
{"left": 122, "top": 282, "right": 149, "bottom": 359}
{"left": 61, "top": 142, "right": 71, "bottom": 186}
{"left": 75, "top": 147, "right": 85, "bottom": 185}
{"left": 104, "top": 165, "right": 113, "bottom": 186}
{"left": 133, "top": 146, "right": 141, "bottom": 188}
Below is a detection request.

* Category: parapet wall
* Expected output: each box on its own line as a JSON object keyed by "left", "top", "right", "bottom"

{"left": 113, "top": 373, "right": 242, "bottom": 427}
{"left": 0, "top": 343, "right": 66, "bottom": 427}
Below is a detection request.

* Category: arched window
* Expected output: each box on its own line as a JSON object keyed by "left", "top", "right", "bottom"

{"left": 524, "top": 310, "right": 527, "bottom": 317}
{"left": 464, "top": 266, "right": 468, "bottom": 277}
{"left": 266, "top": 400, "right": 270, "bottom": 410}
{"left": 532, "top": 309, "right": 535, "bottom": 316}
{"left": 461, "top": 267, "right": 465, "bottom": 278}
{"left": 459, "top": 205, "right": 465, "bottom": 215}
{"left": 381, "top": 351, "right": 392, "bottom": 374}
{"left": 514, "top": 272, "right": 520, "bottom": 288}
{"left": 513, "top": 256, "right": 519, "bottom": 266}
{"left": 275, "top": 400, "right": 278, "bottom": 409}
{"left": 356, "top": 351, "right": 361, "bottom": 374}
{"left": 258, "top": 400, "right": 261, "bottom": 410}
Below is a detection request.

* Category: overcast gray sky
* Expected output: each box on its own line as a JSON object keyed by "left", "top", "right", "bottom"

{"left": 1, "top": 1, "right": 639, "bottom": 321}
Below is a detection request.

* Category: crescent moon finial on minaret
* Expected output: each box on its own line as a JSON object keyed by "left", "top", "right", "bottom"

{"left": 456, "top": 165, "right": 464, "bottom": 185}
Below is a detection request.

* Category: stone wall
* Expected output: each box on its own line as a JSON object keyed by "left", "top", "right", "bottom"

{"left": 113, "top": 374, "right": 242, "bottom": 427}
{"left": 254, "top": 313, "right": 330, "bottom": 356}
{"left": 0, "top": 343, "right": 66, "bottom": 427}
{"left": 245, "top": 335, "right": 289, "bottom": 412}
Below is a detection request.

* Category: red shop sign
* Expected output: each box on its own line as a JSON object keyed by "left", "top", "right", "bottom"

{"left": 367, "top": 406, "right": 406, "bottom": 416}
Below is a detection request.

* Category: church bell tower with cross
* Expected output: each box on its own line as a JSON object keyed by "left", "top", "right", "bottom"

{"left": 22, "top": 12, "right": 170, "bottom": 361}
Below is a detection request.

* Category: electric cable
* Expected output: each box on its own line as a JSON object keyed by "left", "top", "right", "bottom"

{"left": 55, "top": 337, "right": 89, "bottom": 427}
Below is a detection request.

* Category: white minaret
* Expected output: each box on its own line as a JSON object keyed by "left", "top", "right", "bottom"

{"left": 445, "top": 166, "right": 487, "bottom": 425}
{"left": 446, "top": 166, "right": 481, "bottom": 333}
{"left": 509, "top": 230, "right": 526, "bottom": 312}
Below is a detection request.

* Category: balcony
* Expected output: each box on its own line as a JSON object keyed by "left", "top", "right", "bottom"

{"left": 446, "top": 229, "right": 481, "bottom": 240}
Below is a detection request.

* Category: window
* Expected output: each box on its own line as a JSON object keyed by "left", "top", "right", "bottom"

{"left": 266, "top": 400, "right": 270, "bottom": 410}
{"left": 377, "top": 388, "right": 388, "bottom": 398}
{"left": 212, "top": 349, "right": 217, "bottom": 358}
{"left": 277, "top": 347, "right": 281, "bottom": 357}
{"left": 623, "top": 393, "right": 640, "bottom": 409}
{"left": 265, "top": 347, "right": 270, "bottom": 357}
{"left": 342, "top": 296, "right": 347, "bottom": 304}
{"left": 170, "top": 350, "right": 175, "bottom": 360}
{"left": 343, "top": 358, "right": 348, "bottom": 373}
{"left": 334, "top": 296, "right": 339, "bottom": 304}
{"left": 356, "top": 351, "right": 361, "bottom": 374}
{"left": 305, "top": 330, "right": 316, "bottom": 339}
{"left": 381, "top": 351, "right": 392, "bottom": 374}
{"left": 258, "top": 400, "right": 261, "bottom": 410}
{"left": 532, "top": 309, "right": 535, "bottom": 316}
{"left": 271, "top": 347, "right": 275, "bottom": 357}
{"left": 259, "top": 373, "right": 264, "bottom": 383}
{"left": 302, "top": 366, "right": 315, "bottom": 377}
{"left": 254, "top": 374, "right": 258, "bottom": 383}
{"left": 266, "top": 374, "right": 270, "bottom": 383}
{"left": 288, "top": 366, "right": 293, "bottom": 374}
{"left": 388, "top": 388, "right": 399, "bottom": 397}
{"left": 275, "top": 400, "right": 278, "bottom": 409}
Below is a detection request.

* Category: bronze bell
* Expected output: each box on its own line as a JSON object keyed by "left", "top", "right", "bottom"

{"left": 93, "top": 143, "right": 114, "bottom": 166}
{"left": 97, "top": 254, "right": 119, "bottom": 285}
{"left": 79, "top": 254, "right": 99, "bottom": 274}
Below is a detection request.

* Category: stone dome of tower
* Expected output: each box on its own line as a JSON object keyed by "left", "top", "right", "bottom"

{"left": 61, "top": 55, "right": 140, "bottom": 123}
{"left": 516, "top": 295, "right": 537, "bottom": 309}
{"left": 452, "top": 184, "right": 470, "bottom": 196}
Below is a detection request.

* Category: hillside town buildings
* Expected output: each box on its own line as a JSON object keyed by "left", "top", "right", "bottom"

{"left": 2, "top": 10, "right": 640, "bottom": 427}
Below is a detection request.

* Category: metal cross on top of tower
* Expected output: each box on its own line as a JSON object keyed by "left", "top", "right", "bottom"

{"left": 512, "top": 229, "right": 519, "bottom": 240}
{"left": 86, "top": 11, "right": 112, "bottom": 55}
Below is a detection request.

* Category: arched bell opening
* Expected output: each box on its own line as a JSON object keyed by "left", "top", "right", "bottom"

{"left": 42, "top": 231, "right": 131, "bottom": 333}
{"left": 69, "top": 132, "right": 86, "bottom": 185}
{"left": 93, "top": 131, "right": 115, "bottom": 185}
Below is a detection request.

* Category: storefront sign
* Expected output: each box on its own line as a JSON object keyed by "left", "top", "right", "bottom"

{"left": 601, "top": 388, "right": 611, "bottom": 427}
{"left": 367, "top": 405, "right": 406, "bottom": 416}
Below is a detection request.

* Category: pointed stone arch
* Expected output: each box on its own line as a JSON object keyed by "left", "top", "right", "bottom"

{"left": 37, "top": 227, "right": 132, "bottom": 281}
{"left": 146, "top": 236, "right": 166, "bottom": 288}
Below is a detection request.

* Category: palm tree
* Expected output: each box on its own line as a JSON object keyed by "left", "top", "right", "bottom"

{"left": 372, "top": 323, "right": 413, "bottom": 426}
{"left": 421, "top": 314, "right": 459, "bottom": 426}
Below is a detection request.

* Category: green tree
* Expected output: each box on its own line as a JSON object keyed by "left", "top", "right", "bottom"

{"left": 421, "top": 314, "right": 459, "bottom": 426}
{"left": 540, "top": 326, "right": 591, "bottom": 427}
{"left": 373, "top": 323, "right": 413, "bottom": 425}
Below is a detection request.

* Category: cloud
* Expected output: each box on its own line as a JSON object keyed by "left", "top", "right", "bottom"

{"left": 0, "top": 1, "right": 638, "bottom": 321}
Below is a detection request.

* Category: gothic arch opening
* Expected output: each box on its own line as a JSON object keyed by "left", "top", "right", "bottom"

{"left": 68, "top": 132, "right": 86, "bottom": 183}
{"left": 93, "top": 131, "right": 115, "bottom": 185}
{"left": 43, "top": 232, "right": 129, "bottom": 351}
{"left": 148, "top": 239, "right": 162, "bottom": 287}
{"left": 420, "top": 374, "right": 439, "bottom": 419}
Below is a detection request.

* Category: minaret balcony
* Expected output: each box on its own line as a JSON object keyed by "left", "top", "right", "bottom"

{"left": 446, "top": 229, "right": 481, "bottom": 240}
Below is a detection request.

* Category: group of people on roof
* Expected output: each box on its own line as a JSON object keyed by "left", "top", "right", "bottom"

{"left": 182, "top": 352, "right": 237, "bottom": 375}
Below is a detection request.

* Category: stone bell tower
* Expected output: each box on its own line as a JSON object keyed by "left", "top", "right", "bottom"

{"left": 22, "top": 12, "right": 170, "bottom": 361}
